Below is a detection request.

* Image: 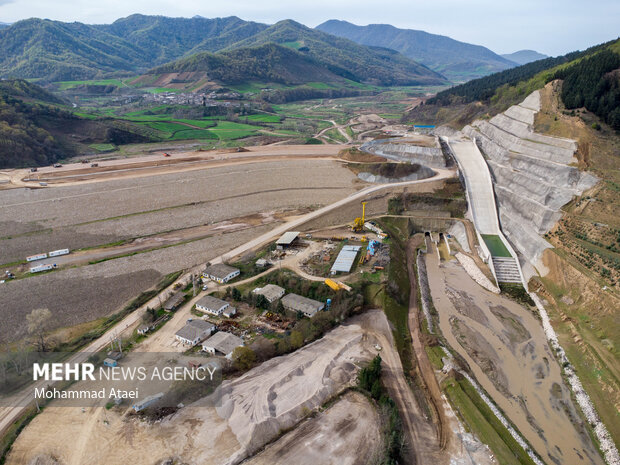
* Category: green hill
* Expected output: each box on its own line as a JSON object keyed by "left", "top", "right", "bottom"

{"left": 220, "top": 20, "right": 447, "bottom": 86}
{"left": 0, "top": 80, "right": 155, "bottom": 168}
{"left": 0, "top": 15, "right": 445, "bottom": 86}
{"left": 146, "top": 43, "right": 345, "bottom": 85}
{"left": 406, "top": 38, "right": 620, "bottom": 128}
{"left": 0, "top": 15, "right": 269, "bottom": 81}
{"left": 315, "top": 19, "right": 517, "bottom": 82}
{"left": 98, "top": 14, "right": 268, "bottom": 63}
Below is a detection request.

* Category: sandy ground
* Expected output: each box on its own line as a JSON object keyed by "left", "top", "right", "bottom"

{"left": 6, "top": 312, "right": 384, "bottom": 465}
{"left": 0, "top": 145, "right": 350, "bottom": 189}
{"left": 242, "top": 391, "right": 383, "bottom": 465}
{"left": 425, "top": 242, "right": 604, "bottom": 465}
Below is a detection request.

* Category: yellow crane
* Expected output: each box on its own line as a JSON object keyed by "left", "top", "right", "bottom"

{"left": 352, "top": 201, "right": 367, "bottom": 232}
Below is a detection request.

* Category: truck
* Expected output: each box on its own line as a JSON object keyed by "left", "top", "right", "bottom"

{"left": 30, "top": 263, "right": 57, "bottom": 273}
{"left": 103, "top": 358, "right": 118, "bottom": 368}
{"left": 26, "top": 253, "right": 48, "bottom": 262}
{"left": 49, "top": 248, "right": 69, "bottom": 257}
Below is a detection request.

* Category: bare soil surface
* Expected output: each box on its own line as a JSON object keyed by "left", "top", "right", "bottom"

{"left": 6, "top": 312, "right": 383, "bottom": 465}
{"left": 242, "top": 391, "right": 383, "bottom": 465}
{"left": 0, "top": 159, "right": 359, "bottom": 264}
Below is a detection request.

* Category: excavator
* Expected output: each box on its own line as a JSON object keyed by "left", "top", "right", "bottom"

{"left": 351, "top": 201, "right": 367, "bottom": 232}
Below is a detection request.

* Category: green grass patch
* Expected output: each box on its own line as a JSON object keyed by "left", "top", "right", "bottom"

{"left": 88, "top": 143, "right": 116, "bottom": 153}
{"left": 245, "top": 114, "right": 281, "bottom": 123}
{"left": 481, "top": 234, "right": 512, "bottom": 257}
{"left": 443, "top": 376, "right": 539, "bottom": 465}
{"left": 169, "top": 129, "right": 218, "bottom": 140}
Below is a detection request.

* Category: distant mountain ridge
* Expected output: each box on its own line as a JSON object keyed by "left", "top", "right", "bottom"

{"left": 0, "top": 14, "right": 446, "bottom": 85}
{"left": 315, "top": 19, "right": 517, "bottom": 81}
{"left": 501, "top": 50, "right": 549, "bottom": 65}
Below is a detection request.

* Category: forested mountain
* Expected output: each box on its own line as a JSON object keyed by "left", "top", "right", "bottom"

{"left": 148, "top": 43, "right": 344, "bottom": 84}
{"left": 220, "top": 20, "right": 446, "bottom": 86}
{"left": 0, "top": 15, "right": 445, "bottom": 85}
{"left": 501, "top": 50, "right": 548, "bottom": 65}
{"left": 0, "top": 15, "right": 268, "bottom": 81}
{"left": 97, "top": 14, "right": 268, "bottom": 63}
{"left": 0, "top": 80, "right": 154, "bottom": 168}
{"left": 315, "top": 19, "right": 516, "bottom": 82}
{"left": 555, "top": 48, "right": 620, "bottom": 128}
{"left": 405, "top": 38, "right": 620, "bottom": 129}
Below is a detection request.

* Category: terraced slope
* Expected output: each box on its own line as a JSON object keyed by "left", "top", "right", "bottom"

{"left": 462, "top": 90, "right": 598, "bottom": 275}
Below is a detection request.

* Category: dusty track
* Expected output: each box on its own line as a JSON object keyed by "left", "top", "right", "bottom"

{"left": 406, "top": 238, "right": 449, "bottom": 453}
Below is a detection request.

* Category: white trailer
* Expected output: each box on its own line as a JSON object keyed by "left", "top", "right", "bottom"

{"left": 26, "top": 253, "right": 47, "bottom": 262}
{"left": 49, "top": 248, "right": 70, "bottom": 257}
{"left": 30, "top": 264, "right": 57, "bottom": 273}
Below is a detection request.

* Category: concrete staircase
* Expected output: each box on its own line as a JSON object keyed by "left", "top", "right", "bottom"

{"left": 492, "top": 256, "right": 522, "bottom": 283}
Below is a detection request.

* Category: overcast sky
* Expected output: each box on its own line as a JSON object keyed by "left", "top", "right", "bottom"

{"left": 0, "top": 0, "right": 618, "bottom": 56}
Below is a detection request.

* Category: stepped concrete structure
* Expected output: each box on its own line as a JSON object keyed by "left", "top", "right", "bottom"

{"left": 361, "top": 137, "right": 447, "bottom": 168}
{"left": 452, "top": 90, "right": 597, "bottom": 279}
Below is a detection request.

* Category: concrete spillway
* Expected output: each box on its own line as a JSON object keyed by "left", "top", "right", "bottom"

{"left": 444, "top": 137, "right": 525, "bottom": 286}
{"left": 459, "top": 90, "right": 597, "bottom": 276}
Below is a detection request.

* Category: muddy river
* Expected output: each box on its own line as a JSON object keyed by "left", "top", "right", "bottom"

{"left": 424, "top": 243, "right": 603, "bottom": 465}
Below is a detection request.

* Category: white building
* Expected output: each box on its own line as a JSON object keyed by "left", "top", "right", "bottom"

{"left": 252, "top": 284, "right": 285, "bottom": 303}
{"left": 195, "top": 295, "right": 234, "bottom": 316}
{"left": 202, "top": 331, "right": 244, "bottom": 359}
{"left": 203, "top": 264, "right": 240, "bottom": 284}
{"left": 175, "top": 319, "right": 215, "bottom": 346}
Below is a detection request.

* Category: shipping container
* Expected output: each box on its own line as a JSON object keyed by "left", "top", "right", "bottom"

{"left": 49, "top": 248, "right": 70, "bottom": 257}
{"left": 30, "top": 263, "right": 57, "bottom": 273}
{"left": 26, "top": 253, "right": 47, "bottom": 262}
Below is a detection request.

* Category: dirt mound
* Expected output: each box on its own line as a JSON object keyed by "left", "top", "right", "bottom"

{"left": 338, "top": 148, "right": 385, "bottom": 163}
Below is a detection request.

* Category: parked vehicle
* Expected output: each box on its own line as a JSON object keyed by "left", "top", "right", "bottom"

{"left": 30, "top": 167, "right": 38, "bottom": 172}
{"left": 91, "top": 163, "right": 99, "bottom": 167}
{"left": 53, "top": 163, "right": 62, "bottom": 168}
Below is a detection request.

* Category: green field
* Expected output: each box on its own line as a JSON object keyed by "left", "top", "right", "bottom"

{"left": 169, "top": 129, "right": 218, "bottom": 140}
{"left": 55, "top": 78, "right": 133, "bottom": 90}
{"left": 443, "top": 376, "right": 538, "bottom": 465}
{"left": 245, "top": 114, "right": 281, "bottom": 123}
{"left": 482, "top": 234, "right": 512, "bottom": 257}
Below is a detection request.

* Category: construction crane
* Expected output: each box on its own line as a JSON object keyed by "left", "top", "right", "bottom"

{"left": 352, "top": 201, "right": 367, "bottom": 232}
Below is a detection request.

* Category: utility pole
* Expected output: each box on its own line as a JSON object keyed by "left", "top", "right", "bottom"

{"left": 192, "top": 273, "right": 197, "bottom": 297}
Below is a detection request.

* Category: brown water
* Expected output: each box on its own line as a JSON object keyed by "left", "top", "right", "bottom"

{"left": 425, "top": 244, "right": 604, "bottom": 465}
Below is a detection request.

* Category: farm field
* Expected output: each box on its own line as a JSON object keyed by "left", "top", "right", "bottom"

{"left": 0, "top": 159, "right": 358, "bottom": 263}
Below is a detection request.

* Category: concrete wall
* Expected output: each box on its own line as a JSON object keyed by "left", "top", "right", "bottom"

{"left": 361, "top": 138, "right": 447, "bottom": 168}
{"left": 461, "top": 90, "right": 598, "bottom": 275}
